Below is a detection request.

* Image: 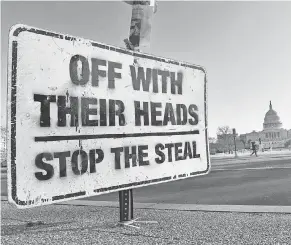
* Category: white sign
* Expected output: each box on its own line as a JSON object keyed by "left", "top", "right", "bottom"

{"left": 7, "top": 24, "right": 210, "bottom": 208}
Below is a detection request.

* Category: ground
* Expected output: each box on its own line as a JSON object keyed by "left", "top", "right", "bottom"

{"left": 1, "top": 151, "right": 291, "bottom": 244}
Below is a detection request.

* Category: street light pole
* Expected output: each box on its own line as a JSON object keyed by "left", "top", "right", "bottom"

{"left": 233, "top": 128, "right": 238, "bottom": 158}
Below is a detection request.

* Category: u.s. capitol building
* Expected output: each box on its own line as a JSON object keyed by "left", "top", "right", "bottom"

{"left": 240, "top": 101, "right": 291, "bottom": 149}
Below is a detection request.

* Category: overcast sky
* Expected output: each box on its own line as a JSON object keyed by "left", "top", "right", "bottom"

{"left": 1, "top": 1, "right": 291, "bottom": 137}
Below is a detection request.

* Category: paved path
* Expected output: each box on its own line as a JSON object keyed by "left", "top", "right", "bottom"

{"left": 2, "top": 155, "right": 291, "bottom": 206}
{"left": 81, "top": 156, "right": 291, "bottom": 206}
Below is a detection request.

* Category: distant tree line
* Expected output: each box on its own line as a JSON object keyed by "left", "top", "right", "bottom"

{"left": 209, "top": 125, "right": 245, "bottom": 154}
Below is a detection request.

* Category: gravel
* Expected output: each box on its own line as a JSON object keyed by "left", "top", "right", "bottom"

{"left": 1, "top": 201, "right": 291, "bottom": 245}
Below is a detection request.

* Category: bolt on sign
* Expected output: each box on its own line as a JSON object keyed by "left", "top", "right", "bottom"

{"left": 7, "top": 24, "right": 210, "bottom": 208}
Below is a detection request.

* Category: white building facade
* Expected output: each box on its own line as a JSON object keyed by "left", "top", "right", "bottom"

{"left": 240, "top": 101, "right": 291, "bottom": 149}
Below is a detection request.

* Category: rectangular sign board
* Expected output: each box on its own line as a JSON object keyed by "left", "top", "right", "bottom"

{"left": 7, "top": 24, "right": 210, "bottom": 208}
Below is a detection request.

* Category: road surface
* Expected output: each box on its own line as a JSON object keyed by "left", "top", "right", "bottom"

{"left": 82, "top": 157, "right": 291, "bottom": 206}
{"left": 2, "top": 156, "right": 291, "bottom": 206}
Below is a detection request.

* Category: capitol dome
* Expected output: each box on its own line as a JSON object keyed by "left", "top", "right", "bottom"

{"left": 263, "top": 101, "right": 282, "bottom": 130}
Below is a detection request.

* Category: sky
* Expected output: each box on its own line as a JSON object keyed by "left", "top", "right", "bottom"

{"left": 1, "top": 1, "right": 291, "bottom": 138}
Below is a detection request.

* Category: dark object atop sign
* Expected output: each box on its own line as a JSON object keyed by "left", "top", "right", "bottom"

{"left": 124, "top": 1, "right": 150, "bottom": 5}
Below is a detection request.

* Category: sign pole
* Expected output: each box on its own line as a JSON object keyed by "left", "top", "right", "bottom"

{"left": 119, "top": 0, "right": 156, "bottom": 225}
{"left": 119, "top": 189, "right": 133, "bottom": 222}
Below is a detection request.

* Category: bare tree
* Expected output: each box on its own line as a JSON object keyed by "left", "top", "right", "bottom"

{"left": 216, "top": 126, "right": 233, "bottom": 153}
{"left": 208, "top": 137, "right": 217, "bottom": 144}
{"left": 217, "top": 126, "right": 232, "bottom": 135}
{"left": 240, "top": 139, "right": 246, "bottom": 148}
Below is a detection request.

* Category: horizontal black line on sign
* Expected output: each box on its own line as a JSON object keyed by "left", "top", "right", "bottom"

{"left": 52, "top": 191, "right": 86, "bottom": 201}
{"left": 35, "top": 130, "right": 200, "bottom": 142}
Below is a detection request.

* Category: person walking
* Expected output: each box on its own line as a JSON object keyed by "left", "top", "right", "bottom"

{"left": 250, "top": 141, "right": 258, "bottom": 157}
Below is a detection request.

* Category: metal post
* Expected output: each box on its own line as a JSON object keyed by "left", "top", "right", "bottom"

{"left": 233, "top": 128, "right": 238, "bottom": 158}
{"left": 119, "top": 189, "right": 133, "bottom": 222}
{"left": 119, "top": 0, "right": 156, "bottom": 224}
{"left": 234, "top": 135, "right": 238, "bottom": 158}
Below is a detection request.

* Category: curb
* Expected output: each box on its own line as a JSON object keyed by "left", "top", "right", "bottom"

{"left": 56, "top": 200, "right": 291, "bottom": 213}
{"left": 211, "top": 155, "right": 291, "bottom": 165}
{"left": 53, "top": 200, "right": 291, "bottom": 214}
{"left": 211, "top": 154, "right": 291, "bottom": 161}
{"left": 2, "top": 196, "right": 291, "bottom": 214}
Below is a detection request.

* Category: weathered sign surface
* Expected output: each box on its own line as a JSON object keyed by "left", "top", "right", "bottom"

{"left": 7, "top": 24, "right": 210, "bottom": 208}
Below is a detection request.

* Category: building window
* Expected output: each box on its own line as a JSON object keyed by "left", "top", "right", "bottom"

{"left": 266, "top": 133, "right": 268, "bottom": 138}
{"left": 277, "top": 132, "right": 280, "bottom": 138}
